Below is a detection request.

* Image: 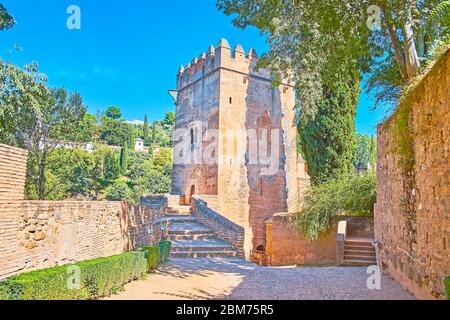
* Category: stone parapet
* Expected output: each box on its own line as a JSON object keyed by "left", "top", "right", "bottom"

{"left": 192, "top": 196, "right": 245, "bottom": 258}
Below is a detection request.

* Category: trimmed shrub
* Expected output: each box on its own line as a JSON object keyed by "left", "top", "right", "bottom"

{"left": 0, "top": 251, "right": 147, "bottom": 300}
{"left": 138, "top": 245, "right": 160, "bottom": 271}
{"left": 159, "top": 240, "right": 172, "bottom": 264}
{"left": 445, "top": 277, "right": 450, "bottom": 300}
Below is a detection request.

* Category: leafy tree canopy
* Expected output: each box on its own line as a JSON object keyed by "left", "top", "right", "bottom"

{"left": 0, "top": 4, "right": 15, "bottom": 31}
{"left": 217, "top": 0, "right": 450, "bottom": 111}
{"left": 105, "top": 106, "right": 122, "bottom": 120}
{"left": 163, "top": 111, "right": 175, "bottom": 126}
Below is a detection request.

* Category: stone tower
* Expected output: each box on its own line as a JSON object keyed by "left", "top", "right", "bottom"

{"left": 172, "top": 39, "right": 300, "bottom": 255}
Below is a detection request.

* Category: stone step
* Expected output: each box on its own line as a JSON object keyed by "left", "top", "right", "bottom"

{"left": 344, "top": 254, "right": 377, "bottom": 262}
{"left": 166, "top": 233, "right": 215, "bottom": 241}
{"left": 166, "top": 205, "right": 191, "bottom": 212}
{"left": 344, "top": 240, "right": 374, "bottom": 247}
{"left": 344, "top": 245, "right": 376, "bottom": 251}
{"left": 170, "top": 250, "right": 238, "bottom": 258}
{"left": 170, "top": 239, "right": 235, "bottom": 253}
{"left": 343, "top": 260, "right": 377, "bottom": 266}
{"left": 162, "top": 215, "right": 198, "bottom": 223}
{"left": 344, "top": 250, "right": 376, "bottom": 257}
{"left": 167, "top": 222, "right": 213, "bottom": 235}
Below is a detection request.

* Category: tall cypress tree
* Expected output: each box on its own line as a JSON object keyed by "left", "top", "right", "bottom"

{"left": 299, "top": 77, "right": 359, "bottom": 184}
{"left": 120, "top": 143, "right": 128, "bottom": 175}
{"left": 104, "top": 152, "right": 120, "bottom": 181}
{"left": 128, "top": 129, "right": 136, "bottom": 150}
{"left": 143, "top": 114, "right": 149, "bottom": 145}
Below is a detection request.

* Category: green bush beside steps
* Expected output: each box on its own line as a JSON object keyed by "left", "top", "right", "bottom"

{"left": 0, "top": 241, "right": 171, "bottom": 300}
{"left": 445, "top": 276, "right": 450, "bottom": 300}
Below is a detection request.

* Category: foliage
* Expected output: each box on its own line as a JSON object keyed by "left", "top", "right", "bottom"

{"left": 0, "top": 4, "right": 15, "bottom": 31}
{"left": 217, "top": 0, "right": 450, "bottom": 110}
{"left": 105, "top": 180, "right": 133, "bottom": 202}
{"left": 149, "top": 121, "right": 173, "bottom": 147}
{"left": 103, "top": 152, "right": 121, "bottom": 181}
{"left": 76, "top": 114, "right": 98, "bottom": 143}
{"left": 99, "top": 115, "right": 130, "bottom": 146}
{"left": 143, "top": 114, "right": 149, "bottom": 143}
{"left": 153, "top": 147, "right": 173, "bottom": 168}
{"left": 354, "top": 134, "right": 377, "bottom": 170}
{"left": 445, "top": 276, "right": 450, "bottom": 300}
{"left": 0, "top": 61, "right": 86, "bottom": 199}
{"left": 120, "top": 143, "right": 128, "bottom": 175}
{"left": 0, "top": 251, "right": 147, "bottom": 300}
{"left": 25, "top": 148, "right": 107, "bottom": 200}
{"left": 138, "top": 245, "right": 161, "bottom": 271}
{"left": 105, "top": 106, "right": 122, "bottom": 120}
{"left": 163, "top": 111, "right": 175, "bottom": 127}
{"left": 299, "top": 78, "right": 359, "bottom": 184}
{"left": 294, "top": 172, "right": 376, "bottom": 240}
{"left": 159, "top": 240, "right": 172, "bottom": 264}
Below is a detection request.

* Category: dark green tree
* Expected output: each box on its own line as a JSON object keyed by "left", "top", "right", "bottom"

{"left": 354, "top": 134, "right": 377, "bottom": 170}
{"left": 76, "top": 114, "right": 98, "bottom": 142}
{"left": 163, "top": 111, "right": 175, "bottom": 127}
{"left": 103, "top": 152, "right": 120, "bottom": 181}
{"left": 127, "top": 129, "right": 136, "bottom": 150}
{"left": 299, "top": 77, "right": 359, "bottom": 184}
{"left": 99, "top": 116, "right": 129, "bottom": 146}
{"left": 105, "top": 106, "right": 122, "bottom": 120}
{"left": 0, "top": 4, "right": 15, "bottom": 31}
{"left": 120, "top": 143, "right": 128, "bottom": 175}
{"left": 143, "top": 114, "right": 149, "bottom": 144}
{"left": 106, "top": 180, "right": 133, "bottom": 202}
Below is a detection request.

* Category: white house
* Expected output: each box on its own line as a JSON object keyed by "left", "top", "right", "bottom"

{"left": 135, "top": 138, "right": 145, "bottom": 152}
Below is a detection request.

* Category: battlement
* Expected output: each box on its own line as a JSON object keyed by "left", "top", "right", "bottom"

{"left": 176, "top": 38, "right": 271, "bottom": 91}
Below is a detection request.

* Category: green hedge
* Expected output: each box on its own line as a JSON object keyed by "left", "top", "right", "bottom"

{"left": 159, "top": 240, "right": 171, "bottom": 264}
{"left": 445, "top": 277, "right": 450, "bottom": 300}
{"left": 138, "top": 245, "right": 160, "bottom": 271}
{"left": 0, "top": 251, "right": 147, "bottom": 300}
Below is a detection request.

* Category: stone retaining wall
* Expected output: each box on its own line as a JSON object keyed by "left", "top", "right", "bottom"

{"left": 375, "top": 48, "right": 450, "bottom": 299}
{"left": 192, "top": 196, "right": 245, "bottom": 258}
{"left": 265, "top": 213, "right": 337, "bottom": 266}
{"left": 265, "top": 214, "right": 374, "bottom": 266}
{"left": 0, "top": 196, "right": 167, "bottom": 280}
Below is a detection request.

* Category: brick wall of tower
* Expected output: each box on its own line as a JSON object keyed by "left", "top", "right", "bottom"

{"left": 215, "top": 40, "right": 297, "bottom": 255}
{"left": 172, "top": 50, "right": 221, "bottom": 200}
{"left": 173, "top": 39, "right": 298, "bottom": 256}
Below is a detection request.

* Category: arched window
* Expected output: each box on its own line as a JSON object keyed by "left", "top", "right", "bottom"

{"left": 194, "top": 127, "right": 199, "bottom": 144}
{"left": 190, "top": 128, "right": 194, "bottom": 147}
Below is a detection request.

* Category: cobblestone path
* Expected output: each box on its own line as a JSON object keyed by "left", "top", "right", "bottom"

{"left": 106, "top": 257, "right": 414, "bottom": 300}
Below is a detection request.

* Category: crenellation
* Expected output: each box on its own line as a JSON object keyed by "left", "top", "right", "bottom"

{"left": 176, "top": 39, "right": 292, "bottom": 93}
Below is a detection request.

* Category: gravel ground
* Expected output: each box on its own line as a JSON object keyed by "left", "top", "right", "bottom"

{"left": 106, "top": 257, "right": 414, "bottom": 300}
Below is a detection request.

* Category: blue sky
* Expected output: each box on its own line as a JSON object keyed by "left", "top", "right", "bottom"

{"left": 0, "top": 0, "right": 383, "bottom": 135}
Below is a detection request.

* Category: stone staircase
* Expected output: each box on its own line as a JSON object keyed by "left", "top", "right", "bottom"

{"left": 163, "top": 204, "right": 238, "bottom": 259}
{"left": 343, "top": 238, "right": 377, "bottom": 266}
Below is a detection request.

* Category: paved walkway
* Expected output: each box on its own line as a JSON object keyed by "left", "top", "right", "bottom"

{"left": 106, "top": 258, "right": 414, "bottom": 300}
